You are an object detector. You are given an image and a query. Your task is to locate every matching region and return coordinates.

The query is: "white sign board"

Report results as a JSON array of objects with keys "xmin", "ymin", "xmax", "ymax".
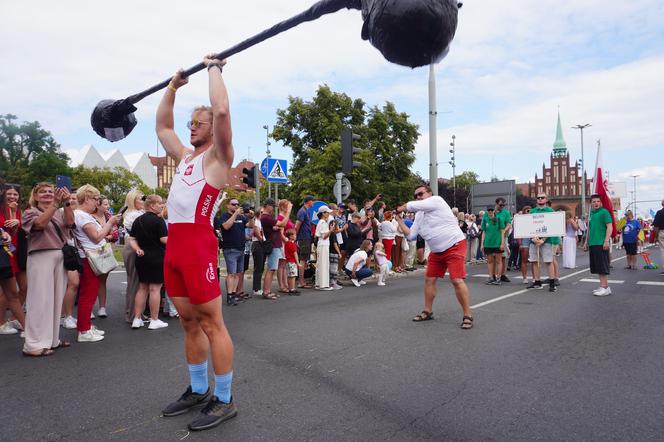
[
  {"xmin": 607, "ymin": 181, "xmax": 627, "ymax": 198},
  {"xmin": 513, "ymin": 212, "xmax": 566, "ymax": 239}
]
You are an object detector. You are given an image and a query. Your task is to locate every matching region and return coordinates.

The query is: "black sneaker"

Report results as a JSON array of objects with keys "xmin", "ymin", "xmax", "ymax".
[
  {"xmin": 188, "ymin": 396, "xmax": 237, "ymax": 431},
  {"xmin": 549, "ymin": 284, "xmax": 557, "ymax": 292},
  {"xmin": 500, "ymin": 275, "xmax": 511, "ymax": 283},
  {"xmin": 485, "ymin": 278, "xmax": 496, "ymax": 285},
  {"xmin": 527, "ymin": 281, "xmax": 543, "ymax": 290},
  {"xmin": 162, "ymin": 386, "xmax": 212, "ymax": 417},
  {"xmin": 554, "ymin": 279, "xmax": 560, "ymax": 286}
]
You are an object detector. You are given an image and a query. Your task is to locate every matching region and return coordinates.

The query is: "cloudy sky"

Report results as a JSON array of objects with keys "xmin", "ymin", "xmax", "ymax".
[{"xmin": 2, "ymin": 0, "xmax": 663, "ymax": 216}]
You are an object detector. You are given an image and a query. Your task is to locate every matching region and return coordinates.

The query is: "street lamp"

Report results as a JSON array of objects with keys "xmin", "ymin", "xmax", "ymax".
[
  {"xmin": 449, "ymin": 134, "xmax": 456, "ymax": 207},
  {"xmin": 262, "ymin": 124, "xmax": 271, "ymax": 198},
  {"xmin": 572, "ymin": 123, "xmax": 591, "ymax": 220},
  {"xmin": 631, "ymin": 174, "xmax": 639, "ymax": 216}
]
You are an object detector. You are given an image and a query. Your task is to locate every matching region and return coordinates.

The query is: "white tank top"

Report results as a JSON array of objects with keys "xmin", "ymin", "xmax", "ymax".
[{"xmin": 167, "ymin": 151, "xmax": 222, "ymax": 226}]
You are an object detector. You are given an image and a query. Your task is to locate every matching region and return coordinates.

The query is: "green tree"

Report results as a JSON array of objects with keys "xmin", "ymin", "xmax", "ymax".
[
  {"xmin": 272, "ymin": 85, "xmax": 421, "ymax": 206},
  {"xmin": 0, "ymin": 114, "xmax": 71, "ymax": 188},
  {"xmin": 71, "ymin": 166, "xmax": 147, "ymax": 211}
]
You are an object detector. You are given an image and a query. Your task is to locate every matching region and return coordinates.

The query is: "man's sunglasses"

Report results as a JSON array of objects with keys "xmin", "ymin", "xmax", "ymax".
[
  {"xmin": 186, "ymin": 119, "xmax": 211, "ymax": 130},
  {"xmin": 537, "ymin": 196, "xmax": 547, "ymax": 200}
]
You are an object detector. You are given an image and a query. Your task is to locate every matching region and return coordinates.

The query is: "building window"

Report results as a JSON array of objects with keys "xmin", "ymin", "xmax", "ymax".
[
  {"xmin": 562, "ymin": 187, "xmax": 566, "ymax": 196},
  {"xmin": 546, "ymin": 176, "xmax": 550, "ymax": 183}
]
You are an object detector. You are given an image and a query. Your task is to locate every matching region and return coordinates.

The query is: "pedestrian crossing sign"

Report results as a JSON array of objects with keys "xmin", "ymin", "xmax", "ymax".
[{"xmin": 266, "ymin": 158, "xmax": 288, "ymax": 183}]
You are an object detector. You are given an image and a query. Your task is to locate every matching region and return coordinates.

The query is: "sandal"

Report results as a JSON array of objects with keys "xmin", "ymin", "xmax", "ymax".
[
  {"xmin": 412, "ymin": 311, "xmax": 434, "ymax": 322},
  {"xmin": 51, "ymin": 340, "xmax": 72, "ymax": 350},
  {"xmin": 278, "ymin": 289, "xmax": 290, "ymax": 294},
  {"xmin": 288, "ymin": 289, "xmax": 301, "ymax": 296},
  {"xmin": 262, "ymin": 292, "xmax": 278, "ymax": 300},
  {"xmin": 297, "ymin": 284, "xmax": 313, "ymax": 289},
  {"xmin": 461, "ymin": 316, "xmax": 474, "ymax": 330},
  {"xmin": 22, "ymin": 348, "xmax": 55, "ymax": 357}
]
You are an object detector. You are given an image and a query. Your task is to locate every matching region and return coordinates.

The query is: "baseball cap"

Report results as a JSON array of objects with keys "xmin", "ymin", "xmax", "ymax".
[
  {"xmin": 317, "ymin": 205, "xmax": 332, "ymax": 215},
  {"xmin": 338, "ymin": 203, "xmax": 346, "ymax": 209},
  {"xmin": 263, "ymin": 198, "xmax": 276, "ymax": 207},
  {"xmin": 303, "ymin": 195, "xmax": 315, "ymax": 203}
]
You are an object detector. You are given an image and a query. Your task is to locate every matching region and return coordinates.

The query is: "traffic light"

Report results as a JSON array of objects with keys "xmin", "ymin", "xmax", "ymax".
[
  {"xmin": 341, "ymin": 128, "xmax": 362, "ymax": 174},
  {"xmin": 242, "ymin": 165, "xmax": 258, "ymax": 188}
]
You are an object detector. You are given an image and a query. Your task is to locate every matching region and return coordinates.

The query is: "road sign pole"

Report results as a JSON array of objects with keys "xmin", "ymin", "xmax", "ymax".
[
  {"xmin": 335, "ymin": 172, "xmax": 344, "ymax": 204},
  {"xmin": 275, "ymin": 183, "xmax": 278, "ymax": 201}
]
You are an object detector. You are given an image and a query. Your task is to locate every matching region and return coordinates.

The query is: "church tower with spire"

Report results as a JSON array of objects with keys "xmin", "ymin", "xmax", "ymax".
[{"xmin": 522, "ymin": 110, "xmax": 591, "ymax": 216}]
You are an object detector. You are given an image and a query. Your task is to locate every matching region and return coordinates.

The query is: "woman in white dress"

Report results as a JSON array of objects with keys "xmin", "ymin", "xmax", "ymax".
[{"xmin": 562, "ymin": 211, "xmax": 579, "ymax": 269}]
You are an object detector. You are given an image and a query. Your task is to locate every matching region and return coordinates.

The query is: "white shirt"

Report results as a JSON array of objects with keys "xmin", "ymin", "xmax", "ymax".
[
  {"xmin": 123, "ymin": 209, "xmax": 144, "ymax": 232},
  {"xmin": 316, "ymin": 219, "xmax": 330, "ymax": 247},
  {"xmin": 345, "ymin": 250, "xmax": 368, "ymax": 271},
  {"xmin": 73, "ymin": 210, "xmax": 106, "ymax": 258},
  {"xmin": 378, "ymin": 220, "xmax": 397, "ymax": 240},
  {"xmin": 252, "ymin": 218, "xmax": 263, "ymax": 242},
  {"xmin": 375, "ymin": 250, "xmax": 389, "ymax": 266},
  {"xmin": 406, "ymin": 196, "xmax": 465, "ymax": 253}
]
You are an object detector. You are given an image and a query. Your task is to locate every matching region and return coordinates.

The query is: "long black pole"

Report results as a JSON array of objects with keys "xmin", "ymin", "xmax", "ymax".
[{"xmin": 126, "ymin": 0, "xmax": 361, "ymax": 105}]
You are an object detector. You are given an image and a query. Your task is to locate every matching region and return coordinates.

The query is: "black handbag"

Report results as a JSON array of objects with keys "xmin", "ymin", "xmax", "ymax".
[
  {"xmin": 0, "ymin": 245, "xmax": 10, "ymax": 270},
  {"xmin": 261, "ymin": 239, "xmax": 273, "ymax": 256},
  {"xmin": 51, "ymin": 220, "xmax": 83, "ymax": 272}
]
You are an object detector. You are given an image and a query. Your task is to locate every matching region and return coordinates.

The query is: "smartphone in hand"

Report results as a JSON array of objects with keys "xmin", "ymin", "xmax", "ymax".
[{"xmin": 55, "ymin": 175, "xmax": 72, "ymax": 191}]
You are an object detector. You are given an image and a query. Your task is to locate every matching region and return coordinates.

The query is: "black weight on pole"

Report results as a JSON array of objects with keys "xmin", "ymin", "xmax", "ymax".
[{"xmin": 91, "ymin": 0, "xmax": 460, "ymax": 142}]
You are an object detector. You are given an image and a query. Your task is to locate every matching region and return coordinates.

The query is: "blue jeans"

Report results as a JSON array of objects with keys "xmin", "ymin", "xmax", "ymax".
[{"xmin": 345, "ymin": 266, "xmax": 373, "ymax": 281}]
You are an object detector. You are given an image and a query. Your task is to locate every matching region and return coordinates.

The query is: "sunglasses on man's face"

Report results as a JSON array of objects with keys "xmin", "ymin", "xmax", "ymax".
[{"xmin": 537, "ymin": 196, "xmax": 546, "ymax": 200}]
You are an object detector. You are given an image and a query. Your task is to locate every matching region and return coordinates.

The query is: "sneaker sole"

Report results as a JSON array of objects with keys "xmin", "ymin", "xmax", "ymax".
[
  {"xmin": 162, "ymin": 400, "xmax": 210, "ymax": 417},
  {"xmin": 188, "ymin": 408, "xmax": 238, "ymax": 431}
]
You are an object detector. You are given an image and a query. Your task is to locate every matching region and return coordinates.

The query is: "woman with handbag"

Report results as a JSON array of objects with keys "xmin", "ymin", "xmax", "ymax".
[
  {"xmin": 121, "ymin": 190, "xmax": 144, "ymax": 323},
  {"xmin": 20, "ymin": 183, "xmax": 74, "ymax": 356},
  {"xmin": 91, "ymin": 195, "xmax": 119, "ymax": 318},
  {"xmin": 128, "ymin": 195, "xmax": 169, "ymax": 330},
  {"xmin": 72, "ymin": 185, "xmax": 121, "ymax": 343}
]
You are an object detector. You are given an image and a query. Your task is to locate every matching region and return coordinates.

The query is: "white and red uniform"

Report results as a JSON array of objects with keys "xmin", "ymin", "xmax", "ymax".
[{"xmin": 165, "ymin": 150, "xmax": 222, "ymax": 304}]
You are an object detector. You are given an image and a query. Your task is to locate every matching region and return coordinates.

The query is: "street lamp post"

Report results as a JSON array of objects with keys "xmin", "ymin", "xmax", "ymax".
[
  {"xmin": 572, "ymin": 123, "xmax": 591, "ymax": 220},
  {"xmin": 428, "ymin": 64, "xmax": 439, "ymax": 196},
  {"xmin": 631, "ymin": 174, "xmax": 639, "ymax": 216},
  {"xmin": 262, "ymin": 124, "xmax": 271, "ymax": 198},
  {"xmin": 449, "ymin": 134, "xmax": 456, "ymax": 207}
]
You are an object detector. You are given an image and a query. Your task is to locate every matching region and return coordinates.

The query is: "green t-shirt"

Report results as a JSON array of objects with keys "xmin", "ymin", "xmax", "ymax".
[
  {"xmin": 588, "ymin": 207, "xmax": 612, "ymax": 246},
  {"xmin": 481, "ymin": 214, "xmax": 505, "ymax": 248},
  {"xmin": 529, "ymin": 206, "xmax": 556, "ymax": 244}
]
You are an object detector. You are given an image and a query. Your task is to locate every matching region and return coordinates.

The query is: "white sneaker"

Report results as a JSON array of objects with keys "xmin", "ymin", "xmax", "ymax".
[
  {"xmin": 350, "ymin": 278, "xmax": 361, "ymax": 287},
  {"xmin": 131, "ymin": 318, "xmax": 144, "ymax": 329},
  {"xmin": 593, "ymin": 287, "xmax": 612, "ymax": 297},
  {"xmin": 523, "ymin": 279, "xmax": 530, "ymax": 285},
  {"xmin": 78, "ymin": 330, "xmax": 104, "ymax": 342},
  {"xmin": 332, "ymin": 284, "xmax": 343, "ymax": 290},
  {"xmin": 90, "ymin": 312, "xmax": 96, "ymax": 319},
  {"xmin": 318, "ymin": 286, "xmax": 333, "ymax": 291},
  {"xmin": 253, "ymin": 290, "xmax": 263, "ymax": 296},
  {"xmin": 91, "ymin": 325, "xmax": 105, "ymax": 336},
  {"xmin": 359, "ymin": 280, "xmax": 367, "ymax": 285},
  {"xmin": 8, "ymin": 319, "xmax": 22, "ymax": 330},
  {"xmin": 377, "ymin": 281, "xmax": 386, "ymax": 286},
  {"xmin": 97, "ymin": 307, "xmax": 107, "ymax": 318},
  {"xmin": 592, "ymin": 287, "xmax": 603, "ymax": 294},
  {"xmin": 148, "ymin": 319, "xmax": 169, "ymax": 330},
  {"xmin": 0, "ymin": 322, "xmax": 18, "ymax": 335},
  {"xmin": 62, "ymin": 316, "xmax": 77, "ymax": 329}
]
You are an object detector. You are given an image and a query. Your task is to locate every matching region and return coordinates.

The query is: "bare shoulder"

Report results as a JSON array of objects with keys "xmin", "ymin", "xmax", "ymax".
[{"xmin": 204, "ymin": 150, "xmax": 232, "ymax": 189}]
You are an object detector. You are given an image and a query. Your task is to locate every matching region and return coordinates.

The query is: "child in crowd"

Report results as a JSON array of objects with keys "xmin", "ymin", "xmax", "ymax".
[
  {"xmin": 283, "ymin": 229, "xmax": 301, "ymax": 295},
  {"xmin": 374, "ymin": 242, "xmax": 390, "ymax": 287}
]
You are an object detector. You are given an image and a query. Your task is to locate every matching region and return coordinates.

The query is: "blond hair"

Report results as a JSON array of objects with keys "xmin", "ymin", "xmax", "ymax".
[
  {"xmin": 76, "ymin": 184, "xmax": 100, "ymax": 205},
  {"xmin": 193, "ymin": 106, "xmax": 213, "ymax": 121},
  {"xmin": 29, "ymin": 182, "xmax": 54, "ymax": 208},
  {"xmin": 124, "ymin": 189, "xmax": 144, "ymax": 211},
  {"xmin": 278, "ymin": 199, "xmax": 290, "ymax": 211},
  {"xmin": 144, "ymin": 194, "xmax": 162, "ymax": 210}
]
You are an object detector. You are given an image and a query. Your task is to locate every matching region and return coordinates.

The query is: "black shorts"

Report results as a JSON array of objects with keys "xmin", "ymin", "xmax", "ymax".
[
  {"xmin": 484, "ymin": 247, "xmax": 502, "ymax": 255},
  {"xmin": 589, "ymin": 245, "xmax": 610, "ymax": 275},
  {"xmin": 0, "ymin": 266, "xmax": 13, "ymax": 281},
  {"xmin": 623, "ymin": 243, "xmax": 638, "ymax": 256},
  {"xmin": 416, "ymin": 235, "xmax": 425, "ymax": 250}
]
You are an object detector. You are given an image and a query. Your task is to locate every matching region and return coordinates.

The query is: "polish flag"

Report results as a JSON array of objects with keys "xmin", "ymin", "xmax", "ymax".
[{"xmin": 591, "ymin": 141, "xmax": 618, "ymax": 238}]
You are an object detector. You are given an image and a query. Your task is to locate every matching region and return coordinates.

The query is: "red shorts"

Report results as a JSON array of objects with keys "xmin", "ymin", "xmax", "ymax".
[
  {"xmin": 164, "ymin": 223, "xmax": 220, "ymax": 305},
  {"xmin": 426, "ymin": 240, "xmax": 467, "ymax": 279}
]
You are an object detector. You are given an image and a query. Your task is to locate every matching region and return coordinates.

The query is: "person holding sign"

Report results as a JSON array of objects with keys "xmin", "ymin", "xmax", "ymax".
[{"xmin": 526, "ymin": 193, "xmax": 557, "ymax": 292}]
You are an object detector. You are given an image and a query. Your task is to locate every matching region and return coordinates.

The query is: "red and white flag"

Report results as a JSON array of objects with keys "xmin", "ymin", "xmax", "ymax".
[{"xmin": 591, "ymin": 141, "xmax": 618, "ymax": 238}]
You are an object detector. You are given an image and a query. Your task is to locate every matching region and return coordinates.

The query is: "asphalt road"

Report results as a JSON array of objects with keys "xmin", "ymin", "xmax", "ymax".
[{"xmin": 1, "ymin": 247, "xmax": 663, "ymax": 441}]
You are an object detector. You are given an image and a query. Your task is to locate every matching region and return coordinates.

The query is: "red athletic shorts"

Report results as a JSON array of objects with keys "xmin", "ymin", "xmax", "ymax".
[
  {"xmin": 164, "ymin": 223, "xmax": 220, "ymax": 305},
  {"xmin": 426, "ymin": 240, "xmax": 467, "ymax": 279}
]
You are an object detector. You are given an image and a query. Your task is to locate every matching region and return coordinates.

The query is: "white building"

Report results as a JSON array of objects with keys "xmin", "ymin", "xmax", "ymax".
[{"xmin": 65, "ymin": 144, "xmax": 157, "ymax": 188}]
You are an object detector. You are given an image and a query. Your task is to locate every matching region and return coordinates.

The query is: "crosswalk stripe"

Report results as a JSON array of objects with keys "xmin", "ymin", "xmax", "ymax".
[
  {"xmin": 636, "ymin": 281, "xmax": 664, "ymax": 286},
  {"xmin": 579, "ymin": 278, "xmax": 624, "ymax": 284}
]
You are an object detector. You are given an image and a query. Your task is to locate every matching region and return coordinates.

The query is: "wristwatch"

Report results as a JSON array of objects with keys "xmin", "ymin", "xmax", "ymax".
[{"xmin": 208, "ymin": 63, "xmax": 223, "ymax": 73}]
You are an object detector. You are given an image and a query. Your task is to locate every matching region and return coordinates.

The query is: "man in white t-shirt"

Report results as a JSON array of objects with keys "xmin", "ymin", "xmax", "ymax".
[{"xmin": 395, "ymin": 184, "xmax": 473, "ymax": 329}]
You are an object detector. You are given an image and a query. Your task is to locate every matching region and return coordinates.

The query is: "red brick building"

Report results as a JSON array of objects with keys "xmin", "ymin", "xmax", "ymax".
[
  {"xmin": 520, "ymin": 112, "xmax": 592, "ymax": 216},
  {"xmin": 149, "ymin": 155, "xmax": 256, "ymax": 192}
]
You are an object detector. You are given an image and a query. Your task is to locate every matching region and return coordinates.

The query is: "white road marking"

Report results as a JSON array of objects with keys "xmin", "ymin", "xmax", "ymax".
[
  {"xmin": 471, "ymin": 255, "xmax": 627, "ymax": 309},
  {"xmin": 579, "ymin": 278, "xmax": 625, "ymax": 284},
  {"xmin": 636, "ymin": 281, "xmax": 664, "ymax": 286}
]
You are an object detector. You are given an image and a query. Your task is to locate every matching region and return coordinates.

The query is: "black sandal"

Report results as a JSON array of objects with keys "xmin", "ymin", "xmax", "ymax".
[
  {"xmin": 461, "ymin": 315, "xmax": 474, "ymax": 330},
  {"xmin": 288, "ymin": 289, "xmax": 301, "ymax": 296},
  {"xmin": 412, "ymin": 311, "xmax": 434, "ymax": 322}
]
